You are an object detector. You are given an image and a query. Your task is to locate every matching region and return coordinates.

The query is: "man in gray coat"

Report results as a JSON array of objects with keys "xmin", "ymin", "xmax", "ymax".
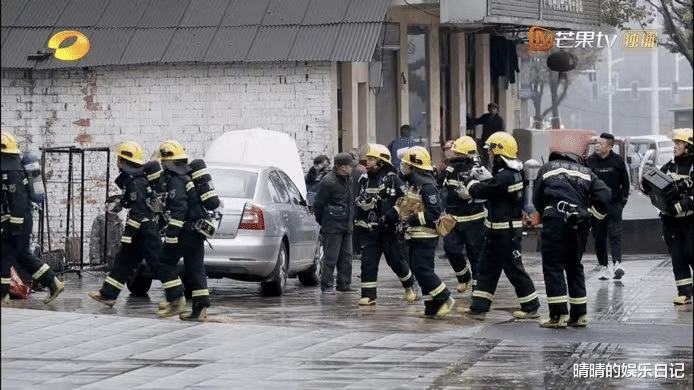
[{"xmin": 313, "ymin": 153, "xmax": 356, "ymax": 293}]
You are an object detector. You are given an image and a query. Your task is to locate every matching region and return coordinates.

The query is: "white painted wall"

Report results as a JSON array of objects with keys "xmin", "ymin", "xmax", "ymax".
[{"xmin": 1, "ymin": 62, "xmax": 338, "ymax": 259}]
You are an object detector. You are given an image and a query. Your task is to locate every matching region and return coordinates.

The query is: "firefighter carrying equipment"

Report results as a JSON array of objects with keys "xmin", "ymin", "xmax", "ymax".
[
  {"xmin": 188, "ymin": 159, "xmax": 220, "ymax": 211},
  {"xmin": 486, "ymin": 131, "xmax": 518, "ymax": 159},
  {"xmin": 1, "ymin": 133, "xmax": 20, "ymax": 154},
  {"xmin": 451, "ymin": 136, "xmax": 478, "ymax": 157},
  {"xmin": 159, "ymin": 139, "xmax": 188, "ymax": 161},
  {"xmin": 365, "ymin": 144, "xmax": 393, "ymax": 167},
  {"xmin": 402, "ymin": 146, "xmax": 433, "ymax": 171},
  {"xmin": 116, "ymin": 141, "xmax": 145, "ymax": 165}
]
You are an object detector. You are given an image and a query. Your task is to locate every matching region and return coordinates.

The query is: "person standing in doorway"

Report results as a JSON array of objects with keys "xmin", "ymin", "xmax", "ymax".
[
  {"xmin": 389, "ymin": 125, "xmax": 420, "ymax": 170},
  {"xmin": 313, "ymin": 153, "xmax": 356, "ymax": 294},
  {"xmin": 586, "ymin": 133, "xmax": 630, "ymax": 280},
  {"xmin": 472, "ymin": 103, "xmax": 505, "ymax": 167}
]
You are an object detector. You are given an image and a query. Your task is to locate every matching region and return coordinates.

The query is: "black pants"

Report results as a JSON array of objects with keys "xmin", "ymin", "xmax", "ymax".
[
  {"xmin": 1, "ymin": 228, "xmax": 56, "ymax": 295},
  {"xmin": 99, "ymin": 221, "xmax": 162, "ymax": 300},
  {"xmin": 442, "ymin": 220, "xmax": 485, "ymax": 284},
  {"xmin": 662, "ymin": 215, "xmax": 694, "ymax": 298},
  {"xmin": 541, "ymin": 216, "xmax": 589, "ymax": 319},
  {"xmin": 360, "ymin": 229, "xmax": 414, "ymax": 299},
  {"xmin": 159, "ymin": 228, "xmax": 209, "ymax": 309},
  {"xmin": 592, "ymin": 202, "xmax": 623, "ymax": 266},
  {"xmin": 321, "ymin": 231, "xmax": 352, "ymax": 291},
  {"xmin": 409, "ymin": 237, "xmax": 450, "ymax": 315},
  {"xmin": 471, "ymin": 229, "xmax": 539, "ymax": 313}
]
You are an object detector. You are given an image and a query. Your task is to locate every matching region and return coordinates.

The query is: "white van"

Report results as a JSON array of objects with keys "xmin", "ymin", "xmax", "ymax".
[{"xmin": 628, "ymin": 135, "xmax": 674, "ymax": 185}]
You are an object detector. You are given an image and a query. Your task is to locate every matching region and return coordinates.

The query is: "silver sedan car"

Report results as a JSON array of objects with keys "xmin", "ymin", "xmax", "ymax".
[{"xmin": 204, "ymin": 162, "xmax": 323, "ymax": 296}]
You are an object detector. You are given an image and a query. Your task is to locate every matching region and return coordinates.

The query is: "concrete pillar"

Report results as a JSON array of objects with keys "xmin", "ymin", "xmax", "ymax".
[
  {"xmin": 429, "ymin": 25, "xmax": 441, "ymax": 149},
  {"xmin": 474, "ymin": 34, "xmax": 491, "ymax": 140},
  {"xmin": 398, "ymin": 22, "xmax": 410, "ymax": 130},
  {"xmin": 449, "ymin": 32, "xmax": 467, "ymax": 140}
]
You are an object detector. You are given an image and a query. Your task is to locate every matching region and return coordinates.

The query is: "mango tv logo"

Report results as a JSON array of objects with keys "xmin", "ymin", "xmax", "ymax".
[
  {"xmin": 47, "ymin": 30, "xmax": 90, "ymax": 61},
  {"xmin": 528, "ymin": 26, "xmax": 554, "ymax": 52}
]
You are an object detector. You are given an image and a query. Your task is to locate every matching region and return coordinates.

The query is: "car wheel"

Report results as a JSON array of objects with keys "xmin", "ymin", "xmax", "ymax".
[
  {"xmin": 261, "ymin": 243, "xmax": 288, "ymax": 296},
  {"xmin": 298, "ymin": 237, "xmax": 322, "ymax": 287},
  {"xmin": 126, "ymin": 261, "xmax": 152, "ymax": 297}
]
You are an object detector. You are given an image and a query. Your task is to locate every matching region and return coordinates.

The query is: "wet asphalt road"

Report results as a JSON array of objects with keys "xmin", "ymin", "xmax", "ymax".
[{"xmin": 2, "ymin": 250, "xmax": 692, "ymax": 389}]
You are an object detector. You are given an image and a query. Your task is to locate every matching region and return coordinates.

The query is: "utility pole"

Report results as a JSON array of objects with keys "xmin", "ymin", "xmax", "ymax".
[{"xmin": 651, "ymin": 45, "xmax": 659, "ymax": 135}]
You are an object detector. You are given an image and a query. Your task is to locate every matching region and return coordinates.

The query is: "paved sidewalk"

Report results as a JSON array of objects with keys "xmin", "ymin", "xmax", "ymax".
[{"xmin": 2, "ymin": 253, "xmax": 692, "ymax": 389}]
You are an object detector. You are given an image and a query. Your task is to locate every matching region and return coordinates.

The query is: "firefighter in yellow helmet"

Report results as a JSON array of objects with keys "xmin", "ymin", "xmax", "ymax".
[
  {"xmin": 1, "ymin": 132, "xmax": 64, "ymax": 304},
  {"xmin": 459, "ymin": 132, "xmax": 541, "ymax": 319},
  {"xmin": 439, "ymin": 136, "xmax": 490, "ymax": 295},
  {"xmin": 643, "ymin": 128, "xmax": 693, "ymax": 305},
  {"xmin": 156, "ymin": 140, "xmax": 211, "ymax": 321},
  {"xmin": 354, "ymin": 144, "xmax": 416, "ymax": 306},
  {"xmin": 398, "ymin": 146, "xmax": 455, "ymax": 319},
  {"xmin": 89, "ymin": 141, "xmax": 172, "ymax": 311}
]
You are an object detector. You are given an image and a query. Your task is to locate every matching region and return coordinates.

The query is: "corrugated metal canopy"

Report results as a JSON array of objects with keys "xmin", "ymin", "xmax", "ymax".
[{"xmin": 1, "ymin": 0, "xmax": 390, "ymax": 69}]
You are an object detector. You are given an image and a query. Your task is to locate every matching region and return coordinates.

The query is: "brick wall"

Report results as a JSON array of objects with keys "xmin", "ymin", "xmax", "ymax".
[{"xmin": 1, "ymin": 62, "xmax": 338, "ymax": 262}]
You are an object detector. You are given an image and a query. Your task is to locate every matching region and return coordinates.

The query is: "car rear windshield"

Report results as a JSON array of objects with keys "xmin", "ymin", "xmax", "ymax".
[{"xmin": 208, "ymin": 168, "xmax": 257, "ymax": 199}]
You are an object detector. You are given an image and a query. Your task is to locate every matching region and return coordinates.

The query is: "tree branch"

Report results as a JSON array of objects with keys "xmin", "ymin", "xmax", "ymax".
[{"xmin": 660, "ymin": 0, "xmax": 694, "ymax": 67}]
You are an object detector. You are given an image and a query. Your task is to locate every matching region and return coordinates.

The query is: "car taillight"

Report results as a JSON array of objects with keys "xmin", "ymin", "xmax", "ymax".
[{"xmin": 239, "ymin": 204, "xmax": 265, "ymax": 230}]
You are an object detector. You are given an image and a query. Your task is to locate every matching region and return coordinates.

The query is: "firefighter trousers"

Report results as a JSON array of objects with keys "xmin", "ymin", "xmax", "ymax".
[
  {"xmin": 442, "ymin": 219, "xmax": 485, "ymax": 285},
  {"xmin": 159, "ymin": 227, "xmax": 209, "ymax": 310},
  {"xmin": 1, "ymin": 231, "xmax": 56, "ymax": 296},
  {"xmin": 541, "ymin": 216, "xmax": 590, "ymax": 319},
  {"xmin": 662, "ymin": 215, "xmax": 694, "ymax": 298},
  {"xmin": 470, "ymin": 229, "xmax": 539, "ymax": 313},
  {"xmin": 409, "ymin": 237, "xmax": 450, "ymax": 316},
  {"xmin": 359, "ymin": 229, "xmax": 414, "ymax": 299},
  {"xmin": 99, "ymin": 221, "xmax": 162, "ymax": 300}
]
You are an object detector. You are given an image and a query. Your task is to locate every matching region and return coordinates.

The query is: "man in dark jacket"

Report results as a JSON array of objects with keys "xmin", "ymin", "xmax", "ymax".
[
  {"xmin": 534, "ymin": 149, "xmax": 611, "ymax": 328},
  {"xmin": 586, "ymin": 133, "xmax": 630, "ymax": 280},
  {"xmin": 313, "ymin": 153, "xmax": 355, "ymax": 293}
]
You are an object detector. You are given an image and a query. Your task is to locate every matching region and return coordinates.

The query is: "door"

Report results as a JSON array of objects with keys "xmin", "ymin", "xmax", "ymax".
[{"xmin": 278, "ymin": 170, "xmax": 315, "ymax": 269}]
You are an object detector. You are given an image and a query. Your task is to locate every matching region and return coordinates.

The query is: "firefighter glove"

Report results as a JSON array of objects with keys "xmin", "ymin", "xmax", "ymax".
[
  {"xmin": 455, "ymin": 183, "xmax": 471, "ymax": 200},
  {"xmin": 356, "ymin": 193, "xmax": 377, "ymax": 211}
]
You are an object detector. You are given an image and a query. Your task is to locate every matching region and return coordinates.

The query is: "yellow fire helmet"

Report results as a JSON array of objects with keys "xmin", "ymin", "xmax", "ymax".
[
  {"xmin": 451, "ymin": 136, "xmax": 478, "ymax": 157},
  {"xmin": 158, "ymin": 140, "xmax": 188, "ymax": 161},
  {"xmin": 1, "ymin": 132, "xmax": 20, "ymax": 154},
  {"xmin": 486, "ymin": 131, "xmax": 518, "ymax": 159},
  {"xmin": 402, "ymin": 146, "xmax": 433, "ymax": 171},
  {"xmin": 365, "ymin": 143, "xmax": 392, "ymax": 166},
  {"xmin": 673, "ymin": 128, "xmax": 693, "ymax": 145},
  {"xmin": 116, "ymin": 141, "xmax": 145, "ymax": 165}
]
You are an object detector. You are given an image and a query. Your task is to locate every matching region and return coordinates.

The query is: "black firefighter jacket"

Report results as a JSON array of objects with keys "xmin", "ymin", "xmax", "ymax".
[
  {"xmin": 465, "ymin": 157, "xmax": 524, "ymax": 225},
  {"xmin": 1, "ymin": 155, "xmax": 32, "ymax": 236},
  {"xmin": 533, "ymin": 158, "xmax": 612, "ymax": 221},
  {"xmin": 313, "ymin": 169, "xmax": 354, "ymax": 234},
  {"xmin": 441, "ymin": 157, "xmax": 486, "ymax": 217}
]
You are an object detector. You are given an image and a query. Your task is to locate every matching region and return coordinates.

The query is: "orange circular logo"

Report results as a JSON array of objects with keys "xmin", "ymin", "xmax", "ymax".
[{"xmin": 48, "ymin": 30, "xmax": 90, "ymax": 61}]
